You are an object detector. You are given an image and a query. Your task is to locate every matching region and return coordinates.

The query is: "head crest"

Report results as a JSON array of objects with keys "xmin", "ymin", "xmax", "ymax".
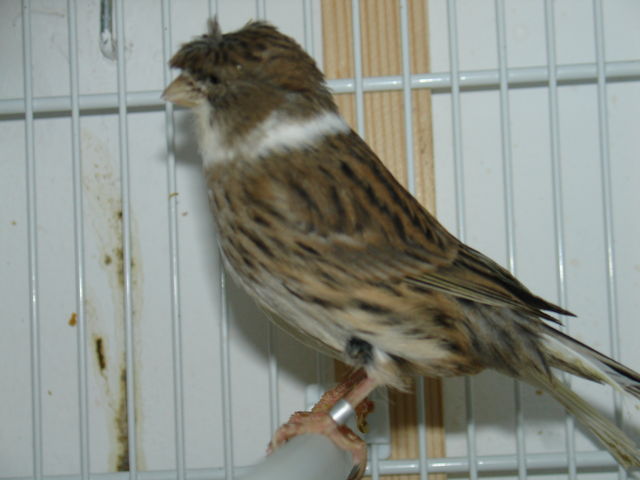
[{"xmin": 207, "ymin": 16, "xmax": 222, "ymax": 42}]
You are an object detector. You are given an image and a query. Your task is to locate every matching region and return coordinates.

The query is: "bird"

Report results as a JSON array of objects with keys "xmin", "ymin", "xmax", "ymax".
[{"xmin": 163, "ymin": 18, "xmax": 640, "ymax": 473}]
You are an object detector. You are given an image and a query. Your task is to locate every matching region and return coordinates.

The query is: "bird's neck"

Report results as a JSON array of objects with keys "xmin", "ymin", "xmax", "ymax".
[{"xmin": 196, "ymin": 87, "xmax": 346, "ymax": 170}]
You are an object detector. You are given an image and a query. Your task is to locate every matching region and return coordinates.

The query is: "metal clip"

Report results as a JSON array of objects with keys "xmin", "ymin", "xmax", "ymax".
[{"xmin": 99, "ymin": 0, "xmax": 116, "ymax": 60}]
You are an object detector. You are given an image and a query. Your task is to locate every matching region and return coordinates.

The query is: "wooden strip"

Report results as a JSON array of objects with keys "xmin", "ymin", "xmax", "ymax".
[{"xmin": 321, "ymin": 1, "xmax": 445, "ymax": 479}]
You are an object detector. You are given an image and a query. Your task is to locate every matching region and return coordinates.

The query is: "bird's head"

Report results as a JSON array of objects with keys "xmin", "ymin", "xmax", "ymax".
[{"xmin": 163, "ymin": 18, "xmax": 332, "ymax": 112}]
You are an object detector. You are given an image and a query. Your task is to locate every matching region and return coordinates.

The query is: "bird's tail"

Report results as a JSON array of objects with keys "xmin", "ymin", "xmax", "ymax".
[
  {"xmin": 541, "ymin": 324, "xmax": 640, "ymax": 400},
  {"xmin": 535, "ymin": 324, "xmax": 640, "ymax": 468},
  {"xmin": 529, "ymin": 369, "xmax": 640, "ymax": 469}
]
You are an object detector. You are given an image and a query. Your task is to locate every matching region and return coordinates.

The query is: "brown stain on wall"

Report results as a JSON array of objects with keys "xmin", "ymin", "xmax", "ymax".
[
  {"xmin": 95, "ymin": 336, "xmax": 107, "ymax": 372},
  {"xmin": 115, "ymin": 367, "xmax": 130, "ymax": 471},
  {"xmin": 105, "ymin": 215, "xmax": 136, "ymax": 471},
  {"xmin": 81, "ymin": 126, "xmax": 144, "ymax": 472}
]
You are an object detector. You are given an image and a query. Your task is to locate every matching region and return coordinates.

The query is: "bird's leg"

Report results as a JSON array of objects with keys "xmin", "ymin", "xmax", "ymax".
[
  {"xmin": 343, "ymin": 373, "xmax": 379, "ymax": 431},
  {"xmin": 267, "ymin": 369, "xmax": 379, "ymax": 480}
]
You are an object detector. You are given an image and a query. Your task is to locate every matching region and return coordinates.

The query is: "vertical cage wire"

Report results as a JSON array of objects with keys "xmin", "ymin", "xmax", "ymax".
[
  {"xmin": 398, "ymin": 1, "xmax": 429, "ymax": 479},
  {"xmin": 493, "ymin": 1, "xmax": 527, "ymax": 479},
  {"xmin": 67, "ymin": 0, "xmax": 91, "ymax": 478},
  {"xmin": 203, "ymin": 5, "xmax": 235, "ymax": 480},
  {"xmin": 253, "ymin": 0, "xmax": 281, "ymax": 439},
  {"xmin": 303, "ymin": 0, "xmax": 315, "ymax": 56},
  {"xmin": 21, "ymin": 1, "xmax": 43, "ymax": 479},
  {"xmin": 201, "ymin": 2, "xmax": 235, "ymax": 479},
  {"xmin": 398, "ymin": 2, "xmax": 430, "ymax": 478},
  {"xmin": 160, "ymin": 0, "xmax": 188, "ymax": 479},
  {"xmin": 113, "ymin": 0, "xmax": 138, "ymax": 475},
  {"xmin": 253, "ymin": 0, "xmax": 283, "ymax": 438},
  {"xmin": 399, "ymin": 0, "xmax": 416, "ymax": 195},
  {"xmin": 350, "ymin": 0, "xmax": 365, "ymax": 137},
  {"xmin": 208, "ymin": 0, "xmax": 219, "ymax": 18},
  {"xmin": 219, "ymin": 263, "xmax": 234, "ymax": 480},
  {"xmin": 369, "ymin": 442, "xmax": 381, "ymax": 479},
  {"xmin": 542, "ymin": 2, "xmax": 578, "ymax": 478},
  {"xmin": 302, "ymin": 0, "xmax": 331, "ymax": 391},
  {"xmin": 592, "ymin": 2, "xmax": 624, "ymax": 478},
  {"xmin": 444, "ymin": 2, "xmax": 479, "ymax": 479},
  {"xmin": 201, "ymin": 7, "xmax": 235, "ymax": 480},
  {"xmin": 348, "ymin": 3, "xmax": 377, "ymax": 478},
  {"xmin": 255, "ymin": 0, "xmax": 267, "ymax": 19}
]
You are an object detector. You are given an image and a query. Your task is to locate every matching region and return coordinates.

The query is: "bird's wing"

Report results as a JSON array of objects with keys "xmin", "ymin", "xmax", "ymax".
[
  {"xmin": 402, "ymin": 244, "xmax": 573, "ymax": 322},
  {"xmin": 309, "ymin": 232, "xmax": 571, "ymax": 323},
  {"xmin": 250, "ymin": 130, "xmax": 573, "ymax": 323}
]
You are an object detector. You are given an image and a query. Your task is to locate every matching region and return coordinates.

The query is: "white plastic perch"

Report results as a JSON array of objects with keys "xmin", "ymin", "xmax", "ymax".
[{"xmin": 238, "ymin": 400, "xmax": 357, "ymax": 480}]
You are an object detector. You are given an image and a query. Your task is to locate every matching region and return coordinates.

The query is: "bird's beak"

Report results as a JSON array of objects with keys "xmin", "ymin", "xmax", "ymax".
[{"xmin": 162, "ymin": 73, "xmax": 201, "ymax": 108}]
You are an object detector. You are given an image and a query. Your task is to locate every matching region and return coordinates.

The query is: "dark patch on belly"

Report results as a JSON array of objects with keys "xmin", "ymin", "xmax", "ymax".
[{"xmin": 346, "ymin": 337, "xmax": 373, "ymax": 365}]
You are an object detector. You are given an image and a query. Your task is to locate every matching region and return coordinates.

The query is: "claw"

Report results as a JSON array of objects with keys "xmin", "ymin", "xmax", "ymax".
[{"xmin": 267, "ymin": 370, "xmax": 379, "ymax": 480}]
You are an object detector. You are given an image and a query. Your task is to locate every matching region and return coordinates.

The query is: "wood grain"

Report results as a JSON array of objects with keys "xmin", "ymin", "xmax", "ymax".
[{"xmin": 321, "ymin": 1, "xmax": 445, "ymax": 479}]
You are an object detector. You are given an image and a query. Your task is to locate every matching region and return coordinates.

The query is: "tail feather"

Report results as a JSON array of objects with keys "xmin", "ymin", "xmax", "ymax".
[
  {"xmin": 536, "ymin": 324, "xmax": 640, "ymax": 468},
  {"xmin": 542, "ymin": 324, "xmax": 640, "ymax": 400},
  {"xmin": 530, "ymin": 370, "xmax": 640, "ymax": 469}
]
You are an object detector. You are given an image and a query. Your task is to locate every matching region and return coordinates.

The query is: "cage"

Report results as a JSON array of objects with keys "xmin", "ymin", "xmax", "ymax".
[{"xmin": 1, "ymin": 1, "xmax": 639, "ymax": 480}]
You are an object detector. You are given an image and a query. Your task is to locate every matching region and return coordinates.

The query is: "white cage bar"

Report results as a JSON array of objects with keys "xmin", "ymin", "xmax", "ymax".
[
  {"xmin": 67, "ymin": 1, "xmax": 90, "ymax": 479},
  {"xmin": 1, "ymin": 61, "xmax": 639, "ymax": 116},
  {"xmin": 21, "ymin": 2, "xmax": 43, "ymax": 478},
  {"xmin": 542, "ymin": 1, "xmax": 577, "ymax": 478}
]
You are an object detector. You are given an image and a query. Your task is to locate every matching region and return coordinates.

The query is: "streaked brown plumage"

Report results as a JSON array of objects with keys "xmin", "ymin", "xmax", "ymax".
[{"xmin": 164, "ymin": 19, "xmax": 640, "ymax": 469}]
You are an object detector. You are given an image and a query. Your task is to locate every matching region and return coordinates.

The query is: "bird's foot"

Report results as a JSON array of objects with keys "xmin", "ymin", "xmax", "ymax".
[{"xmin": 267, "ymin": 371, "xmax": 375, "ymax": 480}]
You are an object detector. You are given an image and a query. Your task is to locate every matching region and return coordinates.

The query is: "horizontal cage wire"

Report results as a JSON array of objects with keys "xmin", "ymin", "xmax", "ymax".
[{"xmin": 0, "ymin": 1, "xmax": 639, "ymax": 480}]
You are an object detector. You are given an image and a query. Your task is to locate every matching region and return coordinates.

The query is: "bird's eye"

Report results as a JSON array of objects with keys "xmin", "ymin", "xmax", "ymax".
[{"xmin": 208, "ymin": 74, "xmax": 220, "ymax": 84}]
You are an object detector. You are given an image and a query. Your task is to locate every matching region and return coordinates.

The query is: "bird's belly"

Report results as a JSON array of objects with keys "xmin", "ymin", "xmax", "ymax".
[
  {"xmin": 216, "ymin": 239, "xmax": 348, "ymax": 352},
  {"xmin": 207, "ymin": 180, "xmax": 483, "ymax": 386}
]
